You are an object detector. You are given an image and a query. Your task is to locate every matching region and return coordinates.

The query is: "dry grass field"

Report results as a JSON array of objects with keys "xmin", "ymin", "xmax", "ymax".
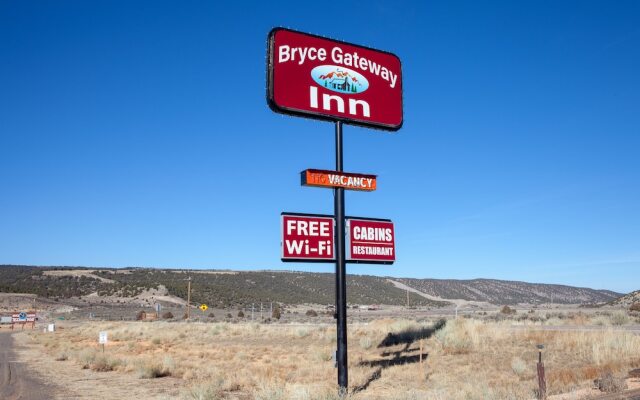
[{"xmin": 24, "ymin": 312, "xmax": 640, "ymax": 400}]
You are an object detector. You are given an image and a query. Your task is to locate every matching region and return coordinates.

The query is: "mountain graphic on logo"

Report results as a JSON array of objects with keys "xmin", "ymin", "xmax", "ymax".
[{"xmin": 311, "ymin": 65, "xmax": 369, "ymax": 95}]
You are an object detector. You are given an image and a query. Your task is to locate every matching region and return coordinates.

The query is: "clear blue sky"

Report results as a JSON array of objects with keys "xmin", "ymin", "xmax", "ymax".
[{"xmin": 1, "ymin": 1, "xmax": 639, "ymax": 293}]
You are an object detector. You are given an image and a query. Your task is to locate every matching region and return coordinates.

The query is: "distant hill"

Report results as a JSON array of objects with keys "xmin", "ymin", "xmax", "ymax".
[
  {"xmin": 0, "ymin": 265, "xmax": 445, "ymax": 308},
  {"xmin": 609, "ymin": 290, "xmax": 640, "ymax": 308},
  {"xmin": 397, "ymin": 278, "xmax": 620, "ymax": 305},
  {"xmin": 0, "ymin": 265, "xmax": 622, "ymax": 307}
]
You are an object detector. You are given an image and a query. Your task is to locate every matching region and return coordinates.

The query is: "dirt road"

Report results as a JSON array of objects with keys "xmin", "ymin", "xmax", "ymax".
[
  {"xmin": 593, "ymin": 388, "xmax": 640, "ymax": 399},
  {"xmin": 0, "ymin": 332, "xmax": 53, "ymax": 400}
]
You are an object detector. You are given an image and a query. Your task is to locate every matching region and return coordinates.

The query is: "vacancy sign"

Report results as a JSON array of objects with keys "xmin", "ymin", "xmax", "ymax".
[
  {"xmin": 281, "ymin": 213, "xmax": 334, "ymax": 262},
  {"xmin": 347, "ymin": 218, "xmax": 395, "ymax": 263},
  {"xmin": 302, "ymin": 169, "xmax": 376, "ymax": 191},
  {"xmin": 267, "ymin": 28, "xmax": 403, "ymax": 130}
]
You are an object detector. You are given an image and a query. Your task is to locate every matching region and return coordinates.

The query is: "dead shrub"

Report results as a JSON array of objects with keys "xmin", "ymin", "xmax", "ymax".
[
  {"xmin": 569, "ymin": 312, "xmax": 589, "ymax": 325},
  {"xmin": 162, "ymin": 311, "xmax": 174, "ymax": 319},
  {"xmin": 549, "ymin": 368, "xmax": 578, "ymax": 392},
  {"xmin": 305, "ymin": 309, "xmax": 318, "ymax": 317},
  {"xmin": 136, "ymin": 360, "xmax": 170, "ymax": 379},
  {"xmin": 511, "ymin": 357, "xmax": 527, "ymax": 378},
  {"xmin": 630, "ymin": 303, "xmax": 640, "ymax": 312},
  {"xmin": 359, "ymin": 336, "xmax": 372, "ymax": 350},
  {"xmin": 500, "ymin": 305, "xmax": 516, "ymax": 315},
  {"xmin": 77, "ymin": 349, "xmax": 96, "ymax": 369},
  {"xmin": 435, "ymin": 319, "xmax": 477, "ymax": 354},
  {"xmin": 581, "ymin": 365, "xmax": 601, "ymax": 380},
  {"xmin": 295, "ymin": 327, "xmax": 310, "ymax": 338},
  {"xmin": 183, "ymin": 380, "xmax": 225, "ymax": 400},
  {"xmin": 91, "ymin": 355, "xmax": 121, "ymax": 372},
  {"xmin": 594, "ymin": 372, "xmax": 627, "ymax": 393},
  {"xmin": 610, "ymin": 311, "xmax": 629, "ymax": 326}
]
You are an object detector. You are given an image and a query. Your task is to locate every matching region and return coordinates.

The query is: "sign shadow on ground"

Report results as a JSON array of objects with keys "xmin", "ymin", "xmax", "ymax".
[{"xmin": 352, "ymin": 319, "xmax": 446, "ymax": 394}]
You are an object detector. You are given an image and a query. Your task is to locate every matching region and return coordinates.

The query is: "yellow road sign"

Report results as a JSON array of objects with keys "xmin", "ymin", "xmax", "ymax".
[{"xmin": 199, "ymin": 304, "xmax": 208, "ymax": 311}]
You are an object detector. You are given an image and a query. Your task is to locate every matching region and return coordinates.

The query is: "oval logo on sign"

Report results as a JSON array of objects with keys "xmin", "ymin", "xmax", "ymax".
[{"xmin": 311, "ymin": 65, "xmax": 369, "ymax": 95}]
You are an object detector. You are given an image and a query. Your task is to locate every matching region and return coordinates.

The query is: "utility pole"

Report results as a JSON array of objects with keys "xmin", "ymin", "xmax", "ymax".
[
  {"xmin": 186, "ymin": 276, "xmax": 192, "ymax": 320},
  {"xmin": 33, "ymin": 297, "xmax": 37, "ymax": 329}
]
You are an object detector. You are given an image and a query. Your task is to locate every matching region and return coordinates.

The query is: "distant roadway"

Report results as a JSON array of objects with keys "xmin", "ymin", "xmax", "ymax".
[{"xmin": 510, "ymin": 325, "xmax": 640, "ymax": 334}]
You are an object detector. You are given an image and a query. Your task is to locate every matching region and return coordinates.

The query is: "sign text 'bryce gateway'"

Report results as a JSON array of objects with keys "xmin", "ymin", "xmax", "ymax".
[
  {"xmin": 347, "ymin": 218, "xmax": 395, "ymax": 263},
  {"xmin": 268, "ymin": 28, "xmax": 403, "ymax": 130},
  {"xmin": 301, "ymin": 169, "xmax": 376, "ymax": 191},
  {"xmin": 281, "ymin": 213, "xmax": 395, "ymax": 264}
]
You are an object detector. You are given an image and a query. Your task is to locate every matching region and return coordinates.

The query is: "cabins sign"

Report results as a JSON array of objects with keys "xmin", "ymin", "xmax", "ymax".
[
  {"xmin": 267, "ymin": 28, "xmax": 403, "ymax": 130},
  {"xmin": 346, "ymin": 218, "xmax": 395, "ymax": 263}
]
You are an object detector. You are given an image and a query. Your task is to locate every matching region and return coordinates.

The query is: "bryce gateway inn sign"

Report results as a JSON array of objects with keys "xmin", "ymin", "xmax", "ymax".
[
  {"xmin": 269, "ymin": 28, "xmax": 401, "ymax": 391},
  {"xmin": 267, "ymin": 28, "xmax": 403, "ymax": 130}
]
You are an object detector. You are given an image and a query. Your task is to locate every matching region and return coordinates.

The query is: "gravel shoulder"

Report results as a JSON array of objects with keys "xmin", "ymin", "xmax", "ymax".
[
  {"xmin": 0, "ymin": 331, "xmax": 56, "ymax": 400},
  {"xmin": 9, "ymin": 330, "xmax": 182, "ymax": 400}
]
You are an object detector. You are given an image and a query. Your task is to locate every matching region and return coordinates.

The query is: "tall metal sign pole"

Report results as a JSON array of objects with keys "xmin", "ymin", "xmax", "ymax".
[
  {"xmin": 334, "ymin": 121, "xmax": 348, "ymax": 388},
  {"xmin": 268, "ymin": 27, "xmax": 403, "ymax": 394}
]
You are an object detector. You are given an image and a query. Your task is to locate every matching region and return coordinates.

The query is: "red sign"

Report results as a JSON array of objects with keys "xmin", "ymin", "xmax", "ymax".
[
  {"xmin": 282, "ymin": 213, "xmax": 395, "ymax": 264},
  {"xmin": 267, "ymin": 28, "xmax": 403, "ymax": 131},
  {"xmin": 347, "ymin": 218, "xmax": 395, "ymax": 263},
  {"xmin": 281, "ymin": 213, "xmax": 334, "ymax": 261},
  {"xmin": 12, "ymin": 312, "xmax": 36, "ymax": 323},
  {"xmin": 301, "ymin": 169, "xmax": 377, "ymax": 191}
]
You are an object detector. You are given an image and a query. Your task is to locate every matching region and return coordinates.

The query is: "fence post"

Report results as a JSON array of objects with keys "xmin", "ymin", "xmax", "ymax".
[{"xmin": 536, "ymin": 344, "xmax": 547, "ymax": 400}]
